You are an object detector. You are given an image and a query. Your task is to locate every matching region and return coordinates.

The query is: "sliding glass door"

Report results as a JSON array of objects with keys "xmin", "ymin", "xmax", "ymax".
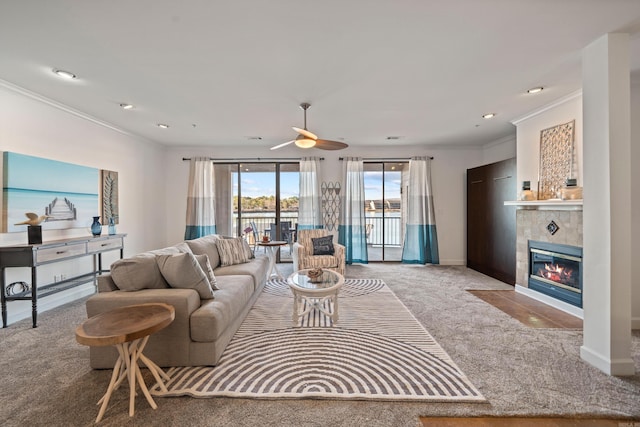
[
  {"xmin": 363, "ymin": 162, "xmax": 408, "ymax": 261},
  {"xmin": 231, "ymin": 162, "xmax": 299, "ymax": 262}
]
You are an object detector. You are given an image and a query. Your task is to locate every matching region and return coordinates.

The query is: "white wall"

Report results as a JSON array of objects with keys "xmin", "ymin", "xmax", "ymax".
[
  {"xmin": 631, "ymin": 79, "xmax": 640, "ymax": 329},
  {"xmin": 163, "ymin": 143, "xmax": 485, "ymax": 265},
  {"xmin": 512, "ymin": 91, "xmax": 583, "ymax": 192},
  {"xmin": 0, "ymin": 83, "xmax": 168, "ymax": 324},
  {"xmin": 482, "ymin": 135, "xmax": 516, "ymax": 165}
]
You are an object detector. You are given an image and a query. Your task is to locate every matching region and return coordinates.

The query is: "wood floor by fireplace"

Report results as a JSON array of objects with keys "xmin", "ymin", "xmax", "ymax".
[{"xmin": 528, "ymin": 240, "xmax": 583, "ymax": 308}]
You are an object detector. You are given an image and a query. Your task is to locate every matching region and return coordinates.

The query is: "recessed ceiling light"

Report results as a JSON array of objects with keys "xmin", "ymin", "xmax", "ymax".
[
  {"xmin": 482, "ymin": 113, "xmax": 496, "ymax": 119},
  {"xmin": 119, "ymin": 103, "xmax": 134, "ymax": 110},
  {"xmin": 527, "ymin": 86, "xmax": 544, "ymax": 94},
  {"xmin": 52, "ymin": 69, "xmax": 77, "ymax": 79},
  {"xmin": 157, "ymin": 123, "xmax": 169, "ymax": 129}
]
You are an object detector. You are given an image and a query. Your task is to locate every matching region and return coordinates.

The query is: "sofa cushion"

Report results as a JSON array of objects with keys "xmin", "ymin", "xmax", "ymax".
[
  {"xmin": 186, "ymin": 234, "xmax": 222, "ymax": 269},
  {"xmin": 215, "ymin": 255, "xmax": 269, "ymax": 291},
  {"xmin": 190, "ymin": 275, "xmax": 254, "ymax": 342},
  {"xmin": 156, "ymin": 252, "xmax": 215, "ymax": 299},
  {"xmin": 217, "ymin": 237, "xmax": 251, "ymax": 266},
  {"xmin": 194, "ymin": 253, "xmax": 219, "ymax": 290}
]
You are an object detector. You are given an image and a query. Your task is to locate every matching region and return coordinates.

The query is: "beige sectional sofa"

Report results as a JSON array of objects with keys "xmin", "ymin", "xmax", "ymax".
[{"xmin": 85, "ymin": 234, "xmax": 269, "ymax": 369}]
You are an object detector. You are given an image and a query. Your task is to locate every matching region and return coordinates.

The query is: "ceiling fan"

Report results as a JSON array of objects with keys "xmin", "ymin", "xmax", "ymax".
[{"xmin": 270, "ymin": 103, "xmax": 349, "ymax": 151}]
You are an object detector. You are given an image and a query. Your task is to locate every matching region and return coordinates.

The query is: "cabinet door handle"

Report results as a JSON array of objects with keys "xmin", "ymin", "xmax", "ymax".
[
  {"xmin": 493, "ymin": 175, "xmax": 512, "ymax": 181},
  {"xmin": 470, "ymin": 180, "xmax": 483, "ymax": 184},
  {"xmin": 56, "ymin": 250, "xmax": 66, "ymax": 254},
  {"xmin": 101, "ymin": 243, "xmax": 109, "ymax": 247}
]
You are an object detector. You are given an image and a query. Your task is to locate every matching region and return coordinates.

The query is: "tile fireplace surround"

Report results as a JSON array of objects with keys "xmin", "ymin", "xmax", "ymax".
[{"xmin": 508, "ymin": 201, "xmax": 583, "ymax": 313}]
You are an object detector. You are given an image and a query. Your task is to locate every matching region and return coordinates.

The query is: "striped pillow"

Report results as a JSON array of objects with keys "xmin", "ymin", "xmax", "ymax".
[{"xmin": 217, "ymin": 237, "xmax": 250, "ymax": 267}]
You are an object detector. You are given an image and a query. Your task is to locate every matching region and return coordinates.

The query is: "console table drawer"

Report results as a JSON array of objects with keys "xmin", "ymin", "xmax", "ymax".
[
  {"xmin": 36, "ymin": 243, "xmax": 87, "ymax": 263},
  {"xmin": 88, "ymin": 238, "xmax": 123, "ymax": 253}
]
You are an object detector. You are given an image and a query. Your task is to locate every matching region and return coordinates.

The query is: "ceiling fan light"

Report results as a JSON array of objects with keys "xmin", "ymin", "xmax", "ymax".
[{"xmin": 295, "ymin": 137, "xmax": 316, "ymax": 148}]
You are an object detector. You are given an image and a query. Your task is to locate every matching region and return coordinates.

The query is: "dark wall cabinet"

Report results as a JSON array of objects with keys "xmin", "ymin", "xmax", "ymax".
[{"xmin": 466, "ymin": 158, "xmax": 516, "ymax": 285}]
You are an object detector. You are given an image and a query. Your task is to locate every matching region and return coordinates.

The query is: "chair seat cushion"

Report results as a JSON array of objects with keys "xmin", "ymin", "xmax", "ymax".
[{"xmin": 303, "ymin": 255, "xmax": 339, "ymax": 269}]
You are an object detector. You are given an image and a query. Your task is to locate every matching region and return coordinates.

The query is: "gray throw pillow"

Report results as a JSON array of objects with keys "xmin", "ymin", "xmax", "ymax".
[
  {"xmin": 194, "ymin": 253, "xmax": 219, "ymax": 290},
  {"xmin": 110, "ymin": 253, "xmax": 170, "ymax": 291},
  {"xmin": 311, "ymin": 235, "xmax": 335, "ymax": 255},
  {"xmin": 156, "ymin": 252, "xmax": 215, "ymax": 299},
  {"xmin": 217, "ymin": 237, "xmax": 250, "ymax": 266},
  {"xmin": 185, "ymin": 234, "xmax": 222, "ymax": 269}
]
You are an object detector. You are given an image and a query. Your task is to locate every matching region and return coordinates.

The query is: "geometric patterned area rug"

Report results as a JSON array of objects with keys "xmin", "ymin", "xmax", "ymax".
[{"xmin": 150, "ymin": 279, "xmax": 485, "ymax": 402}]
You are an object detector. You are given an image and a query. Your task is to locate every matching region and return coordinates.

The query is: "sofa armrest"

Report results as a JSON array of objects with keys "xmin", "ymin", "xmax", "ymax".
[
  {"xmin": 97, "ymin": 274, "xmax": 118, "ymax": 292},
  {"xmin": 86, "ymin": 288, "xmax": 201, "ymax": 324},
  {"xmin": 292, "ymin": 242, "xmax": 305, "ymax": 271}
]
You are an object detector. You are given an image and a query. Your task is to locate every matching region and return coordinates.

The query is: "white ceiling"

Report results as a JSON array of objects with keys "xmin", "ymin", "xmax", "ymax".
[{"xmin": 1, "ymin": 1, "xmax": 639, "ymax": 149}]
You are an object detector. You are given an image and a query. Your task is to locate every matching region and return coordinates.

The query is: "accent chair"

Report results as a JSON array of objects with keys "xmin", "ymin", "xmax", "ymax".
[{"xmin": 292, "ymin": 229, "xmax": 345, "ymax": 276}]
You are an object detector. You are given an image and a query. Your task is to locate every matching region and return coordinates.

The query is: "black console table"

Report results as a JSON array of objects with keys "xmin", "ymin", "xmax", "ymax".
[{"xmin": 0, "ymin": 234, "xmax": 126, "ymax": 328}]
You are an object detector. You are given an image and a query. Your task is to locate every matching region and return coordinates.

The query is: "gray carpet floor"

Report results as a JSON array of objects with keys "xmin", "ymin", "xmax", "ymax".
[{"xmin": 0, "ymin": 264, "xmax": 638, "ymax": 427}]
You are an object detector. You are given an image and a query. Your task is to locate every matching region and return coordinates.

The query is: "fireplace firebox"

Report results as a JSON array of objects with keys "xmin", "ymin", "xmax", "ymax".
[{"xmin": 528, "ymin": 240, "xmax": 583, "ymax": 308}]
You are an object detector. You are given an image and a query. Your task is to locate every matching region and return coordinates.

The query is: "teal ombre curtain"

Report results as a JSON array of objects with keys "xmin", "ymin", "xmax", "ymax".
[
  {"xmin": 338, "ymin": 157, "xmax": 368, "ymax": 264},
  {"xmin": 184, "ymin": 158, "xmax": 217, "ymax": 240},
  {"xmin": 402, "ymin": 156, "xmax": 439, "ymax": 264},
  {"xmin": 297, "ymin": 157, "xmax": 323, "ymax": 231}
]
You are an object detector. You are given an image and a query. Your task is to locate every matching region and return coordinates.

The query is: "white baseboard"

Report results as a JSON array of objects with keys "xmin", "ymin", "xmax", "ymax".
[
  {"xmin": 5, "ymin": 283, "xmax": 95, "ymax": 327},
  {"xmin": 440, "ymin": 259, "xmax": 465, "ymax": 266},
  {"xmin": 515, "ymin": 284, "xmax": 583, "ymax": 319},
  {"xmin": 580, "ymin": 345, "xmax": 636, "ymax": 376}
]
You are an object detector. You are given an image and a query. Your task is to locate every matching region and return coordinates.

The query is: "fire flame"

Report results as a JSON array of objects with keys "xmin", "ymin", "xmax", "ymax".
[{"xmin": 538, "ymin": 263, "xmax": 574, "ymax": 284}]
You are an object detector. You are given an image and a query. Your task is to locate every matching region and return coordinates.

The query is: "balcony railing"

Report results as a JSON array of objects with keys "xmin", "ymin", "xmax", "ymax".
[
  {"xmin": 233, "ymin": 213, "xmax": 403, "ymax": 251},
  {"xmin": 365, "ymin": 215, "xmax": 402, "ymax": 247}
]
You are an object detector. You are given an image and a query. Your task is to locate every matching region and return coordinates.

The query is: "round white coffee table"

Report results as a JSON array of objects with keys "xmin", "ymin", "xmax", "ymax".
[{"xmin": 287, "ymin": 269, "xmax": 344, "ymax": 324}]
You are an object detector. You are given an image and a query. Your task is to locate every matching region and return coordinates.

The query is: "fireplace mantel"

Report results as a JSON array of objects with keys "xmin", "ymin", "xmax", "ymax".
[{"xmin": 504, "ymin": 200, "xmax": 583, "ymax": 211}]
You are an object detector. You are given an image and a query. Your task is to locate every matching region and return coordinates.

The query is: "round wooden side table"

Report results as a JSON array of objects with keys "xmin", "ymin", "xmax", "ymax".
[{"xmin": 75, "ymin": 303, "xmax": 175, "ymax": 423}]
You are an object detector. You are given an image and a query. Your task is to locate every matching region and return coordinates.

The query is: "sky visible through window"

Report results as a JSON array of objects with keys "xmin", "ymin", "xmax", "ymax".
[{"xmin": 233, "ymin": 171, "xmax": 401, "ymax": 200}]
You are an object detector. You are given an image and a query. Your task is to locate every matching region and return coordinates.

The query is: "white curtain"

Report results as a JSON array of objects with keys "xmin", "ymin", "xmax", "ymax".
[
  {"xmin": 401, "ymin": 156, "xmax": 439, "ymax": 264},
  {"xmin": 338, "ymin": 157, "xmax": 368, "ymax": 264},
  {"xmin": 184, "ymin": 158, "xmax": 217, "ymax": 239},
  {"xmin": 298, "ymin": 157, "xmax": 322, "ymax": 230}
]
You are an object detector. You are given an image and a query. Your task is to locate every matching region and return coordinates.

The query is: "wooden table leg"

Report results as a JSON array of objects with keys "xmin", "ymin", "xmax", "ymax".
[{"xmin": 95, "ymin": 350, "xmax": 125, "ymax": 423}]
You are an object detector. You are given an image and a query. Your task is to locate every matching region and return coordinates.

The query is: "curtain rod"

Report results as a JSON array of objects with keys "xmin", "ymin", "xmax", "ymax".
[
  {"xmin": 182, "ymin": 157, "xmax": 324, "ymax": 162},
  {"xmin": 338, "ymin": 156, "xmax": 433, "ymax": 161}
]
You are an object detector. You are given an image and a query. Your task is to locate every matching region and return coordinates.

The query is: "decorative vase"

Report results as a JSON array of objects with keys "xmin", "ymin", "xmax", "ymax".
[
  {"xmin": 91, "ymin": 216, "xmax": 102, "ymax": 236},
  {"xmin": 108, "ymin": 217, "xmax": 117, "ymax": 235}
]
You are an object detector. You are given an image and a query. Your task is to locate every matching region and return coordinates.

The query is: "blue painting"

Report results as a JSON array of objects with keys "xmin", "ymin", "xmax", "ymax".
[{"xmin": 2, "ymin": 152, "xmax": 100, "ymax": 233}]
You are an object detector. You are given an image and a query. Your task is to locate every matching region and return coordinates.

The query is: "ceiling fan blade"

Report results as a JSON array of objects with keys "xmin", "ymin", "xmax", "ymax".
[
  {"xmin": 315, "ymin": 139, "xmax": 349, "ymax": 150},
  {"xmin": 292, "ymin": 127, "xmax": 318, "ymax": 140},
  {"xmin": 270, "ymin": 140, "xmax": 295, "ymax": 150}
]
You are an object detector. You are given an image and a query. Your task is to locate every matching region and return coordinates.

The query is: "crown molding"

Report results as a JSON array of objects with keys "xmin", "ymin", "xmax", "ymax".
[
  {"xmin": 0, "ymin": 78, "xmax": 147, "ymax": 140},
  {"xmin": 511, "ymin": 89, "xmax": 583, "ymax": 125}
]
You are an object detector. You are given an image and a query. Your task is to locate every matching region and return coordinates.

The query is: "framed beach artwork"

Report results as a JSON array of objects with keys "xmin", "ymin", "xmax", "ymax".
[{"xmin": 1, "ymin": 152, "xmax": 100, "ymax": 233}]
